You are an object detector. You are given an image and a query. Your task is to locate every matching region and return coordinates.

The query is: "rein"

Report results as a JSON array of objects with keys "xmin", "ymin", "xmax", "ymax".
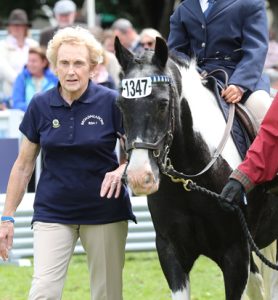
[{"xmin": 169, "ymin": 179, "xmax": 278, "ymax": 271}]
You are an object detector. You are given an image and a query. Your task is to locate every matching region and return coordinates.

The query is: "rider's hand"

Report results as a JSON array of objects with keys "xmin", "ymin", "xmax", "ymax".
[
  {"xmin": 221, "ymin": 179, "xmax": 245, "ymax": 205},
  {"xmin": 221, "ymin": 85, "xmax": 244, "ymax": 103},
  {"xmin": 0, "ymin": 221, "xmax": 14, "ymax": 261}
]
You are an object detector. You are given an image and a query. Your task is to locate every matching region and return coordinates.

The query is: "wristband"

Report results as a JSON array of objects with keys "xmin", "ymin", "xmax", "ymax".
[{"xmin": 1, "ymin": 216, "xmax": 15, "ymax": 223}]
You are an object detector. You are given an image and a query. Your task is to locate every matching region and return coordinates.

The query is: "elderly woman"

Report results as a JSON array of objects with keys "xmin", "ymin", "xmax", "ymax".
[{"xmin": 0, "ymin": 27, "xmax": 135, "ymax": 300}]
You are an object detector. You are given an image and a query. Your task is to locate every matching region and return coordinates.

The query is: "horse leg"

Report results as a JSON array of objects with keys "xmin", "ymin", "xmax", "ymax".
[
  {"xmin": 243, "ymin": 255, "xmax": 265, "ymax": 300},
  {"xmin": 156, "ymin": 233, "xmax": 195, "ymax": 300},
  {"xmin": 270, "ymin": 240, "xmax": 278, "ymax": 299},
  {"xmin": 247, "ymin": 241, "xmax": 277, "ymax": 300},
  {"xmin": 220, "ymin": 244, "xmax": 250, "ymax": 300}
]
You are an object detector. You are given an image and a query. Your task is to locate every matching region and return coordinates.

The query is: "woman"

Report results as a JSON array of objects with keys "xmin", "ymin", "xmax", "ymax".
[
  {"xmin": 139, "ymin": 28, "xmax": 162, "ymax": 50},
  {"xmin": 12, "ymin": 47, "xmax": 58, "ymax": 112},
  {"xmin": 0, "ymin": 26, "xmax": 135, "ymax": 300},
  {"xmin": 0, "ymin": 9, "xmax": 38, "ymax": 101}
]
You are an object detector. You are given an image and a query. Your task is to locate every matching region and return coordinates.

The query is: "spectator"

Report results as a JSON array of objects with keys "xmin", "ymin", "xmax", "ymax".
[
  {"xmin": 12, "ymin": 47, "xmax": 58, "ymax": 112},
  {"xmin": 102, "ymin": 29, "xmax": 116, "ymax": 53},
  {"xmin": 0, "ymin": 26, "xmax": 135, "ymax": 300},
  {"xmin": 39, "ymin": 0, "xmax": 77, "ymax": 48},
  {"xmin": 90, "ymin": 26, "xmax": 121, "ymax": 88},
  {"xmin": 0, "ymin": 9, "xmax": 38, "ymax": 102},
  {"xmin": 139, "ymin": 28, "xmax": 162, "ymax": 50},
  {"xmin": 111, "ymin": 18, "xmax": 143, "ymax": 54},
  {"xmin": 264, "ymin": 29, "xmax": 278, "ymax": 88},
  {"xmin": 91, "ymin": 50, "xmax": 116, "ymax": 90}
]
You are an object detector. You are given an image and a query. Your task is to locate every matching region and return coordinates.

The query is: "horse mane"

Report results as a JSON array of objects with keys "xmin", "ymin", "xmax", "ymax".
[{"xmin": 165, "ymin": 52, "xmax": 242, "ymax": 170}]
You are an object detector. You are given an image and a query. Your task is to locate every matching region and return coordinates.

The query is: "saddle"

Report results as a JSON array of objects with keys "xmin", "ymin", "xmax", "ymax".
[{"xmin": 204, "ymin": 76, "xmax": 258, "ymax": 159}]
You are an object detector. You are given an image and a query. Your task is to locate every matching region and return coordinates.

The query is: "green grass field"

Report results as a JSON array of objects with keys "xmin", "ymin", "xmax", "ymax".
[{"xmin": 0, "ymin": 252, "xmax": 225, "ymax": 300}]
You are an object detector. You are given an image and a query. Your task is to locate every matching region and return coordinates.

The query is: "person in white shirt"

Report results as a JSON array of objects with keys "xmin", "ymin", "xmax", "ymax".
[{"xmin": 0, "ymin": 9, "xmax": 38, "ymax": 102}]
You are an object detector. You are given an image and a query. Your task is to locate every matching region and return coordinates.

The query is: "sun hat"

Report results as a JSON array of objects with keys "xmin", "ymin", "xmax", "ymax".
[
  {"xmin": 53, "ymin": 0, "xmax": 77, "ymax": 15},
  {"xmin": 6, "ymin": 9, "xmax": 31, "ymax": 27}
]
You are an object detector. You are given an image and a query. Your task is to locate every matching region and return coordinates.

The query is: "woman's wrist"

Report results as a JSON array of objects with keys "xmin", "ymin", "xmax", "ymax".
[{"xmin": 1, "ymin": 216, "xmax": 15, "ymax": 223}]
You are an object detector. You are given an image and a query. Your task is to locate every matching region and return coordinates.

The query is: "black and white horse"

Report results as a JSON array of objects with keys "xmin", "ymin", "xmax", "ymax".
[{"xmin": 115, "ymin": 37, "xmax": 278, "ymax": 300}]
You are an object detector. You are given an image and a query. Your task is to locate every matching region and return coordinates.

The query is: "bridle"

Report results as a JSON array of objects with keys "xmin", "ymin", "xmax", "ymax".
[
  {"xmin": 122, "ymin": 68, "xmax": 235, "ymax": 184},
  {"xmin": 120, "ymin": 74, "xmax": 176, "ymax": 183},
  {"xmin": 123, "ymin": 74, "xmax": 176, "ymax": 163}
]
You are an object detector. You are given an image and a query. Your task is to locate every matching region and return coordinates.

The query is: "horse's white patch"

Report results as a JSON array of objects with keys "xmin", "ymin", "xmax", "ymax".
[
  {"xmin": 178, "ymin": 61, "xmax": 242, "ymax": 169},
  {"xmin": 244, "ymin": 269, "xmax": 265, "ymax": 300},
  {"xmin": 128, "ymin": 140, "xmax": 150, "ymax": 171},
  {"xmin": 171, "ymin": 285, "xmax": 190, "ymax": 300}
]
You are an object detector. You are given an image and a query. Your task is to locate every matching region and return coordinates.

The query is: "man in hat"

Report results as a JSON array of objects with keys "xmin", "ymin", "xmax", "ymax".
[
  {"xmin": 39, "ymin": 0, "xmax": 77, "ymax": 48},
  {"xmin": 0, "ymin": 9, "xmax": 38, "ymax": 103}
]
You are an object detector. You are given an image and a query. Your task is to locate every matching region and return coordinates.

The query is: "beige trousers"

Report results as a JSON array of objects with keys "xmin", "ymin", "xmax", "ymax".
[
  {"xmin": 28, "ymin": 221, "xmax": 128, "ymax": 300},
  {"xmin": 244, "ymin": 90, "xmax": 272, "ymax": 127}
]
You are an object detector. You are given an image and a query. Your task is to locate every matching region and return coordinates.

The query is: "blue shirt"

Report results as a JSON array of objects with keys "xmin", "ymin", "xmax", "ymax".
[
  {"xmin": 12, "ymin": 66, "xmax": 58, "ymax": 112},
  {"xmin": 20, "ymin": 81, "xmax": 136, "ymax": 225}
]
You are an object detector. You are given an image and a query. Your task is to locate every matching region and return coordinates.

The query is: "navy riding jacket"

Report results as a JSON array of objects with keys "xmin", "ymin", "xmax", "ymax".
[{"xmin": 168, "ymin": 0, "xmax": 270, "ymax": 93}]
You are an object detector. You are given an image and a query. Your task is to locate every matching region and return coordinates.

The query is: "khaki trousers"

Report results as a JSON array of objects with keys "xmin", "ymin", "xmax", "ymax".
[
  {"xmin": 244, "ymin": 90, "xmax": 272, "ymax": 127},
  {"xmin": 28, "ymin": 221, "xmax": 128, "ymax": 300}
]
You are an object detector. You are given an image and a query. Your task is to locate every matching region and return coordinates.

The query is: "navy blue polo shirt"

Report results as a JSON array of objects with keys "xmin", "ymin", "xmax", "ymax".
[{"xmin": 20, "ymin": 81, "xmax": 136, "ymax": 224}]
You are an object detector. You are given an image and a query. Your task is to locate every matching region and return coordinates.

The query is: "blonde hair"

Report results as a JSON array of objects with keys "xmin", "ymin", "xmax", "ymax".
[
  {"xmin": 46, "ymin": 26, "xmax": 103, "ymax": 68},
  {"xmin": 29, "ymin": 46, "xmax": 49, "ymax": 68},
  {"xmin": 139, "ymin": 28, "xmax": 162, "ymax": 41}
]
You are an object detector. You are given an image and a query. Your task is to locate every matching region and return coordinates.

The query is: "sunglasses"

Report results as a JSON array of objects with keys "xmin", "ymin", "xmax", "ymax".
[{"xmin": 140, "ymin": 41, "xmax": 155, "ymax": 48}]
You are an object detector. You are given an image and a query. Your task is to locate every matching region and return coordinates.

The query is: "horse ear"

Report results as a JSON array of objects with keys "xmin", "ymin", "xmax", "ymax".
[
  {"xmin": 114, "ymin": 36, "xmax": 134, "ymax": 71},
  {"xmin": 153, "ymin": 37, "xmax": 168, "ymax": 68}
]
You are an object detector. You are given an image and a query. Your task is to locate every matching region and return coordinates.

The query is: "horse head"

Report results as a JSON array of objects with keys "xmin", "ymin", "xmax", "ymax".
[{"xmin": 115, "ymin": 37, "xmax": 177, "ymax": 195}]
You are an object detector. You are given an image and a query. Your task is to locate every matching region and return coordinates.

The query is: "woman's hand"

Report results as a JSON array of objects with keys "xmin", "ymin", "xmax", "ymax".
[
  {"xmin": 0, "ymin": 221, "xmax": 14, "ymax": 261},
  {"xmin": 100, "ymin": 163, "xmax": 127, "ymax": 199}
]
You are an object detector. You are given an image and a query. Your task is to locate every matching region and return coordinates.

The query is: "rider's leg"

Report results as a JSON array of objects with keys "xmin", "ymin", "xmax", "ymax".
[{"xmin": 244, "ymin": 90, "xmax": 272, "ymax": 127}]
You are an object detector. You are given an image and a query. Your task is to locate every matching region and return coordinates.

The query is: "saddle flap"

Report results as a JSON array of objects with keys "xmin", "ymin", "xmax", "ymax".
[
  {"xmin": 235, "ymin": 103, "xmax": 258, "ymax": 143},
  {"xmin": 203, "ymin": 76, "xmax": 256, "ymax": 159}
]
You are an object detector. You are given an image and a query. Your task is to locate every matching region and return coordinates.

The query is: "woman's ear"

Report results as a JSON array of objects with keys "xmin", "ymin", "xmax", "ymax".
[{"xmin": 90, "ymin": 63, "xmax": 97, "ymax": 73}]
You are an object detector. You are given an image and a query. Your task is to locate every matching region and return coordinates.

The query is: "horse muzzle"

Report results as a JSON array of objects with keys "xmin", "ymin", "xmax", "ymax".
[
  {"xmin": 125, "ymin": 169, "xmax": 160, "ymax": 195},
  {"xmin": 124, "ymin": 149, "xmax": 160, "ymax": 195}
]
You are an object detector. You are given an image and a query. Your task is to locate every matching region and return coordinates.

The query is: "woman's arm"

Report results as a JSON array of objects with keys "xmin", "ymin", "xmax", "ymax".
[{"xmin": 0, "ymin": 136, "xmax": 40, "ymax": 260}]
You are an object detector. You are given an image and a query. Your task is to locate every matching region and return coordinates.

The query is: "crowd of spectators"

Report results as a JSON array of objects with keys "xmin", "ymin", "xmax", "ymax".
[
  {"xmin": 0, "ymin": 0, "xmax": 165, "ymax": 114},
  {"xmin": 0, "ymin": 0, "xmax": 277, "ymax": 114}
]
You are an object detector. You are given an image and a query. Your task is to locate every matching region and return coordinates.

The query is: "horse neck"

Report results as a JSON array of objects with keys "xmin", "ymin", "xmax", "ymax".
[{"xmin": 168, "ymin": 62, "xmax": 220, "ymax": 174}]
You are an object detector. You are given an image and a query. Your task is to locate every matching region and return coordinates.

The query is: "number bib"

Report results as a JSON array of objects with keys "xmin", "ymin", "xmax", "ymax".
[{"xmin": 121, "ymin": 77, "xmax": 152, "ymax": 99}]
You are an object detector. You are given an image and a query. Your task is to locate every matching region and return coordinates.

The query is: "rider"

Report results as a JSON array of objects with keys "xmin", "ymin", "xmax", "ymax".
[{"xmin": 168, "ymin": 0, "xmax": 272, "ymax": 126}]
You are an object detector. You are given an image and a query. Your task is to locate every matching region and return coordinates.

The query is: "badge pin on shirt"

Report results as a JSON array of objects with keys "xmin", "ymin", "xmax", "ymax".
[{"xmin": 52, "ymin": 119, "xmax": 60, "ymax": 128}]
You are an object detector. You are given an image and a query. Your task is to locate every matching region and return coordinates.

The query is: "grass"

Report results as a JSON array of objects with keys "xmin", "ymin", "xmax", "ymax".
[{"xmin": 0, "ymin": 252, "xmax": 224, "ymax": 300}]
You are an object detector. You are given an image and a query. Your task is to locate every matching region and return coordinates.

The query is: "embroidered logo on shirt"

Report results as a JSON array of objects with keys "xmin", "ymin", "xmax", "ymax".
[
  {"xmin": 52, "ymin": 119, "xmax": 60, "ymax": 128},
  {"xmin": 81, "ymin": 115, "xmax": 104, "ymax": 126}
]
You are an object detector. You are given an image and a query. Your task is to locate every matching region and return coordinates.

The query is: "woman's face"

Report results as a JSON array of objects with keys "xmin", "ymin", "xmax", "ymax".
[
  {"xmin": 8, "ymin": 24, "xmax": 27, "ymax": 39},
  {"xmin": 55, "ymin": 43, "xmax": 94, "ymax": 101},
  {"xmin": 27, "ymin": 53, "xmax": 47, "ymax": 77}
]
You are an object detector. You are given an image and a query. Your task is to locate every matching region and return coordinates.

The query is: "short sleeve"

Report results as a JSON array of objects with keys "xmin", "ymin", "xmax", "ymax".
[
  {"xmin": 19, "ymin": 97, "xmax": 41, "ymax": 144},
  {"xmin": 113, "ymin": 94, "xmax": 125, "ymax": 136}
]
